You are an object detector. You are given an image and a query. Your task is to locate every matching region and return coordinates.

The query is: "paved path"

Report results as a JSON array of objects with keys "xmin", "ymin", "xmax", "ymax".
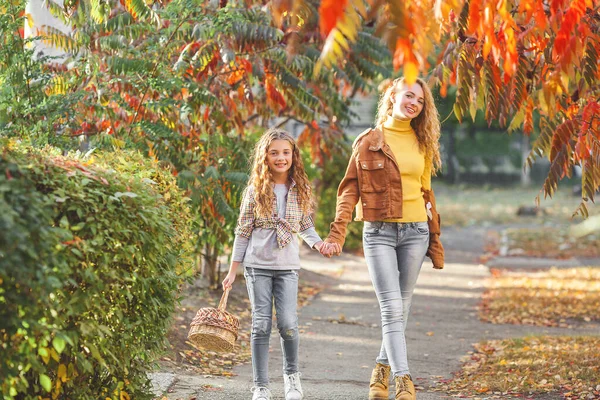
[{"xmin": 151, "ymin": 225, "xmax": 599, "ymax": 399}]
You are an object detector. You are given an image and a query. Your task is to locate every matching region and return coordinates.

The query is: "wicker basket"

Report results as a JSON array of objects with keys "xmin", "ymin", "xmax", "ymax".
[{"xmin": 188, "ymin": 288, "xmax": 240, "ymax": 353}]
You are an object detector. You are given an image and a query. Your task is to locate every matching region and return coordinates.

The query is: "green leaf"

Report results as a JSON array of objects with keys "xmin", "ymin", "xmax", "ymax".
[
  {"xmin": 114, "ymin": 191, "xmax": 138, "ymax": 198},
  {"xmin": 40, "ymin": 374, "xmax": 52, "ymax": 392},
  {"xmin": 53, "ymin": 336, "xmax": 66, "ymax": 354}
]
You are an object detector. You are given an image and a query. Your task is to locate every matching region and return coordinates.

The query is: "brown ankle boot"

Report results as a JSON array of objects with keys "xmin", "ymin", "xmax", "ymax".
[
  {"xmin": 368, "ymin": 363, "xmax": 391, "ymax": 400},
  {"xmin": 394, "ymin": 374, "xmax": 415, "ymax": 400}
]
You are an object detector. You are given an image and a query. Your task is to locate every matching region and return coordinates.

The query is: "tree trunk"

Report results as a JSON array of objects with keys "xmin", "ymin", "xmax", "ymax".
[
  {"xmin": 520, "ymin": 134, "xmax": 531, "ymax": 186},
  {"xmin": 446, "ymin": 128, "xmax": 460, "ymax": 184},
  {"xmin": 203, "ymin": 243, "xmax": 219, "ymax": 288}
]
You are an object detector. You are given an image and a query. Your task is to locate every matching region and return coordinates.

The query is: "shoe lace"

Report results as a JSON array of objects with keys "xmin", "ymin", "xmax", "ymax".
[
  {"xmin": 287, "ymin": 372, "xmax": 302, "ymax": 392},
  {"xmin": 374, "ymin": 366, "xmax": 387, "ymax": 385},
  {"xmin": 396, "ymin": 376, "xmax": 407, "ymax": 393},
  {"xmin": 251, "ymin": 386, "xmax": 270, "ymax": 399}
]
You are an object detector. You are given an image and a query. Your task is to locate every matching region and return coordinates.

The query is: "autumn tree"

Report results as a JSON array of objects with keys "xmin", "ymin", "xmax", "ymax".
[
  {"xmin": 2, "ymin": 0, "xmax": 391, "ymax": 286},
  {"xmin": 315, "ymin": 0, "xmax": 600, "ymax": 216}
]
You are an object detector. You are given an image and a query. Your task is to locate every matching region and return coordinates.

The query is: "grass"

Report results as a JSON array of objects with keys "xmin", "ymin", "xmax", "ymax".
[
  {"xmin": 502, "ymin": 227, "xmax": 600, "ymax": 258},
  {"xmin": 438, "ymin": 336, "xmax": 600, "ymax": 399},
  {"xmin": 434, "ymin": 182, "xmax": 599, "ymax": 227},
  {"xmin": 480, "ymin": 267, "xmax": 600, "ymax": 327}
]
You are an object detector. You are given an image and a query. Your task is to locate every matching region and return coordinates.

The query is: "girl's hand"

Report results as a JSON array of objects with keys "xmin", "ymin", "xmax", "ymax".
[
  {"xmin": 222, "ymin": 271, "xmax": 236, "ymax": 290},
  {"xmin": 318, "ymin": 242, "xmax": 341, "ymax": 258},
  {"xmin": 314, "ymin": 241, "xmax": 324, "ymax": 253},
  {"xmin": 222, "ymin": 261, "xmax": 240, "ymax": 290},
  {"xmin": 323, "ymin": 242, "xmax": 342, "ymax": 257}
]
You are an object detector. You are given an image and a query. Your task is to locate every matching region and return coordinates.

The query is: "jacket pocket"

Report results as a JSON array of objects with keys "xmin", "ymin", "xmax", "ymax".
[
  {"xmin": 360, "ymin": 193, "xmax": 386, "ymax": 209},
  {"xmin": 359, "ymin": 159, "xmax": 387, "ymax": 193}
]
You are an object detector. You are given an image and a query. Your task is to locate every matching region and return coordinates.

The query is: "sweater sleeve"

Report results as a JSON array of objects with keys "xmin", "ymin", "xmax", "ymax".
[{"xmin": 231, "ymin": 235, "xmax": 250, "ymax": 263}]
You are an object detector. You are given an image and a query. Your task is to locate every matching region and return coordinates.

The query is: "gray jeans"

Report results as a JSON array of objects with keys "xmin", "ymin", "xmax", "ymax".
[
  {"xmin": 363, "ymin": 221, "xmax": 429, "ymax": 377},
  {"xmin": 244, "ymin": 267, "xmax": 300, "ymax": 387}
]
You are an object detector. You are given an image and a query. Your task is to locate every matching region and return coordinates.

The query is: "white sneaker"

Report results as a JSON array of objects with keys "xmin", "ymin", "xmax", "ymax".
[
  {"xmin": 251, "ymin": 386, "xmax": 272, "ymax": 400},
  {"xmin": 283, "ymin": 372, "xmax": 303, "ymax": 400}
]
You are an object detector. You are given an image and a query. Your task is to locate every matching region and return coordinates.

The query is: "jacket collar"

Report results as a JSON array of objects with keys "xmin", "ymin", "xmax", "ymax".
[
  {"xmin": 367, "ymin": 127, "xmax": 385, "ymax": 151},
  {"xmin": 353, "ymin": 126, "xmax": 385, "ymax": 151}
]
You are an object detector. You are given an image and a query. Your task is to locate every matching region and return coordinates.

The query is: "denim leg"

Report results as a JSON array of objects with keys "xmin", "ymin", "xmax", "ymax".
[
  {"xmin": 273, "ymin": 269, "xmax": 300, "ymax": 375},
  {"xmin": 245, "ymin": 267, "xmax": 274, "ymax": 387},
  {"xmin": 363, "ymin": 222, "xmax": 429, "ymax": 377}
]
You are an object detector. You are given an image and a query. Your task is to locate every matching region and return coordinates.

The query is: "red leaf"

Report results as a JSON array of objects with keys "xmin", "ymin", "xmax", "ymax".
[
  {"xmin": 550, "ymin": 120, "xmax": 577, "ymax": 165},
  {"xmin": 553, "ymin": 0, "xmax": 586, "ymax": 62},
  {"xmin": 265, "ymin": 75, "xmax": 286, "ymax": 112}
]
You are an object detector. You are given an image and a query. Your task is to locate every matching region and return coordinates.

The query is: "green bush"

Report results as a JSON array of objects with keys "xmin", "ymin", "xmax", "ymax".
[{"xmin": 0, "ymin": 144, "xmax": 192, "ymax": 399}]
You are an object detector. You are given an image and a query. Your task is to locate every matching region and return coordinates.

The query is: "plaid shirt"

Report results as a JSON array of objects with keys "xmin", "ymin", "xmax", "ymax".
[{"xmin": 235, "ymin": 180, "xmax": 314, "ymax": 249}]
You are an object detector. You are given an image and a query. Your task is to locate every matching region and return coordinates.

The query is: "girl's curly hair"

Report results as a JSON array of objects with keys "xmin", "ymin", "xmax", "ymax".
[
  {"xmin": 375, "ymin": 77, "xmax": 442, "ymax": 173},
  {"xmin": 249, "ymin": 128, "xmax": 313, "ymax": 219}
]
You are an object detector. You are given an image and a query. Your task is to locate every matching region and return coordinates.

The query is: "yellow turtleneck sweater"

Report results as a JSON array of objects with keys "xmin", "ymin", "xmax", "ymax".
[{"xmin": 383, "ymin": 115, "xmax": 431, "ymax": 223}]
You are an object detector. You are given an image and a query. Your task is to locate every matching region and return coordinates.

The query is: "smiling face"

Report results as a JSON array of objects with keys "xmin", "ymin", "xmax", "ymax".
[
  {"xmin": 391, "ymin": 82, "xmax": 425, "ymax": 121},
  {"xmin": 266, "ymin": 139, "xmax": 293, "ymax": 182}
]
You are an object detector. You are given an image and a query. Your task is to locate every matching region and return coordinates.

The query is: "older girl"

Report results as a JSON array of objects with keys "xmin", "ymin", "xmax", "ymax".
[{"xmin": 323, "ymin": 77, "xmax": 444, "ymax": 400}]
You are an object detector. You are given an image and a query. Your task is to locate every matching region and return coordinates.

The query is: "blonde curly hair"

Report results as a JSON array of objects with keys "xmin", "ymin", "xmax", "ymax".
[
  {"xmin": 375, "ymin": 77, "xmax": 442, "ymax": 173},
  {"xmin": 249, "ymin": 128, "xmax": 313, "ymax": 219}
]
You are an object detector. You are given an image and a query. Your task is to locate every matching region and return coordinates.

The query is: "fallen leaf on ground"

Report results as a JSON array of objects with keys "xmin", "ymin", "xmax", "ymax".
[
  {"xmin": 433, "ymin": 336, "xmax": 600, "ymax": 399},
  {"xmin": 480, "ymin": 267, "xmax": 600, "ymax": 327}
]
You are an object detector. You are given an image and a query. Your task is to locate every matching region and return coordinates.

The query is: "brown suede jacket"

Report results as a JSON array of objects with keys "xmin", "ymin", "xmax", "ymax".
[{"xmin": 325, "ymin": 127, "xmax": 445, "ymax": 269}]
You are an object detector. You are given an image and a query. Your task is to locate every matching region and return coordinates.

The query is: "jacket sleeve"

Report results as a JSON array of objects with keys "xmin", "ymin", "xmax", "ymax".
[
  {"xmin": 422, "ymin": 188, "xmax": 444, "ymax": 269},
  {"xmin": 325, "ymin": 150, "xmax": 360, "ymax": 247}
]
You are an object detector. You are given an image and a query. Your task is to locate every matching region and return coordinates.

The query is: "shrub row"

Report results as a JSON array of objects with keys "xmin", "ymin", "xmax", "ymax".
[{"xmin": 0, "ymin": 144, "xmax": 192, "ymax": 399}]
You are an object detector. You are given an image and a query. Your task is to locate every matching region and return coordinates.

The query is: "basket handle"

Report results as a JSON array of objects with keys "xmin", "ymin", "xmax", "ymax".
[{"xmin": 218, "ymin": 288, "xmax": 231, "ymax": 311}]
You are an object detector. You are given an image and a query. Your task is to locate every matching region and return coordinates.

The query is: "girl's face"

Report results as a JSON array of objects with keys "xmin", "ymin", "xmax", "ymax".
[
  {"xmin": 266, "ymin": 139, "xmax": 293, "ymax": 180},
  {"xmin": 391, "ymin": 82, "xmax": 425, "ymax": 120}
]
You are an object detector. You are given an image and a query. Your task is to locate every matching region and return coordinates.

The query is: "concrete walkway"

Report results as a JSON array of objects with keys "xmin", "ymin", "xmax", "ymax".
[{"xmin": 151, "ymin": 225, "xmax": 599, "ymax": 399}]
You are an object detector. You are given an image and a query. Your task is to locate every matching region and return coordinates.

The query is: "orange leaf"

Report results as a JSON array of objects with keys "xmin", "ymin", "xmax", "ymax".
[
  {"xmin": 440, "ymin": 81, "xmax": 448, "ymax": 98},
  {"xmin": 393, "ymin": 38, "xmax": 419, "ymax": 81},
  {"xmin": 467, "ymin": 0, "xmax": 481, "ymax": 35},
  {"xmin": 533, "ymin": 0, "xmax": 548, "ymax": 31},
  {"xmin": 524, "ymin": 98, "xmax": 534, "ymax": 135},
  {"xmin": 319, "ymin": 0, "xmax": 348, "ymax": 37}
]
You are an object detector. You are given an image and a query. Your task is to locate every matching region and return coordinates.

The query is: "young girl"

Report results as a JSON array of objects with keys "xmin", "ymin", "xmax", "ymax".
[
  {"xmin": 322, "ymin": 76, "xmax": 444, "ymax": 400},
  {"xmin": 222, "ymin": 128, "xmax": 325, "ymax": 400}
]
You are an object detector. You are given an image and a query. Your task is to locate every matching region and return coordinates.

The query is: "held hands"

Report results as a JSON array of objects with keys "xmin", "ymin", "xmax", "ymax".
[{"xmin": 315, "ymin": 241, "xmax": 342, "ymax": 258}]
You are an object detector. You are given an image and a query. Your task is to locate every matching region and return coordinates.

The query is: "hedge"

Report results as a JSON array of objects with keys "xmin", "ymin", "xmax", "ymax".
[{"xmin": 0, "ymin": 144, "xmax": 192, "ymax": 399}]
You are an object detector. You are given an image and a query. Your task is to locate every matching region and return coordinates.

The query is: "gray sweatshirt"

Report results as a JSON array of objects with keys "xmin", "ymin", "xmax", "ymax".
[{"xmin": 232, "ymin": 184, "xmax": 322, "ymax": 270}]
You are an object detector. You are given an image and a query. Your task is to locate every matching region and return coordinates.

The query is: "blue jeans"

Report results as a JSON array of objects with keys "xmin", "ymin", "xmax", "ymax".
[
  {"xmin": 244, "ymin": 267, "xmax": 300, "ymax": 387},
  {"xmin": 363, "ymin": 221, "xmax": 429, "ymax": 377}
]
